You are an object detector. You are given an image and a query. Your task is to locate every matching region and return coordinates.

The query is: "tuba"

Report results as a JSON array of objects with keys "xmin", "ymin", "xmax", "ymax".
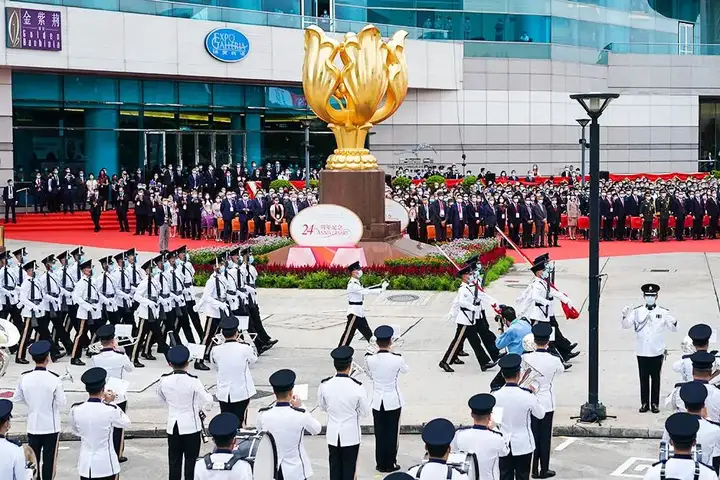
[
  {"xmin": 522, "ymin": 333, "xmax": 536, "ymax": 353},
  {"xmin": 0, "ymin": 318, "xmax": 21, "ymax": 379},
  {"xmin": 681, "ymin": 336, "xmax": 696, "ymax": 355},
  {"xmin": 518, "ymin": 359, "xmax": 543, "ymax": 390}
]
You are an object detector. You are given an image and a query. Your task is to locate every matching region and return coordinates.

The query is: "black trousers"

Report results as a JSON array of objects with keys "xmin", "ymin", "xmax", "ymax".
[
  {"xmin": 338, "ymin": 314, "xmax": 373, "ymax": 347},
  {"xmin": 477, "ymin": 312, "xmax": 500, "ymax": 360},
  {"xmin": 185, "ymin": 300, "xmax": 205, "ymax": 340},
  {"xmin": 174, "ymin": 306, "xmax": 196, "ymax": 344},
  {"xmin": 48, "ymin": 310, "xmax": 73, "ymax": 351},
  {"xmin": 434, "ymin": 221, "xmax": 446, "ymax": 241},
  {"xmin": 116, "ymin": 210, "xmax": 129, "ymax": 231},
  {"xmin": 531, "ymin": 411, "xmax": 554, "ymax": 474},
  {"xmin": 239, "ymin": 219, "xmax": 249, "ymax": 241},
  {"xmin": 222, "ymin": 218, "xmax": 233, "ymax": 242},
  {"xmin": 144, "ymin": 316, "xmax": 170, "ymax": 357},
  {"xmin": 642, "ymin": 220, "xmax": 653, "ymax": 242},
  {"xmin": 549, "ymin": 316, "xmax": 572, "ymax": 358},
  {"xmin": 168, "ymin": 424, "xmax": 201, "ymax": 480},
  {"xmin": 373, "ymin": 404, "xmax": 401, "ymax": 470},
  {"xmin": 601, "ymin": 217, "xmax": 613, "ymax": 240},
  {"xmin": 710, "ymin": 216, "xmax": 719, "ymax": 239},
  {"xmin": 500, "ymin": 452, "xmax": 532, "ymax": 480},
  {"xmin": 694, "ymin": 215, "xmax": 704, "ymax": 238},
  {"xmin": 521, "ymin": 221, "xmax": 533, "ymax": 248},
  {"xmin": 113, "ymin": 401, "xmax": 127, "ymax": 458},
  {"xmin": 202, "ymin": 317, "xmax": 222, "ymax": 361},
  {"xmin": 615, "ymin": 216, "xmax": 626, "ymax": 240},
  {"xmin": 254, "ymin": 217, "xmax": 266, "ymax": 236},
  {"xmin": 509, "ymin": 222, "xmax": 521, "ymax": 245},
  {"xmin": 5, "ymin": 201, "xmax": 16, "ymax": 222},
  {"xmin": 658, "ymin": 218, "xmax": 669, "ymax": 241},
  {"xmin": 328, "ymin": 442, "xmax": 360, "ymax": 480},
  {"xmin": 248, "ymin": 301, "xmax": 271, "ymax": 345},
  {"xmin": 547, "ymin": 222, "xmax": 560, "ymax": 245},
  {"xmin": 533, "ymin": 222, "xmax": 545, "ymax": 246},
  {"xmin": 675, "ymin": 216, "xmax": 685, "ymax": 240},
  {"xmin": 441, "ymin": 324, "xmax": 491, "ymax": 366},
  {"xmin": 28, "ymin": 432, "xmax": 59, "ymax": 480},
  {"xmin": 71, "ymin": 317, "xmax": 105, "ymax": 360},
  {"xmin": 637, "ymin": 355, "xmax": 663, "ymax": 406},
  {"xmin": 219, "ymin": 398, "xmax": 250, "ymax": 427}
]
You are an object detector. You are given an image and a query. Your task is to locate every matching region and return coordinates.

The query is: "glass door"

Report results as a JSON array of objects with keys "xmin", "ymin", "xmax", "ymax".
[
  {"xmin": 144, "ymin": 131, "xmax": 166, "ymax": 170},
  {"xmin": 679, "ymin": 22, "xmax": 694, "ymax": 55}
]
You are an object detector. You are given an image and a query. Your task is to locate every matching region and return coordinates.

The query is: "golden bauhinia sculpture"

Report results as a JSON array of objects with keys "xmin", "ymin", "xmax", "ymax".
[{"xmin": 302, "ymin": 24, "xmax": 408, "ymax": 171}]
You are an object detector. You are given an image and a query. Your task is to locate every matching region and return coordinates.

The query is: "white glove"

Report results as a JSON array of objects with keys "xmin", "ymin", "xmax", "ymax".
[
  {"xmin": 34, "ymin": 307, "xmax": 43, "ymax": 316},
  {"xmin": 622, "ymin": 306, "xmax": 630, "ymax": 317},
  {"xmin": 381, "ymin": 280, "xmax": 389, "ymax": 290}
]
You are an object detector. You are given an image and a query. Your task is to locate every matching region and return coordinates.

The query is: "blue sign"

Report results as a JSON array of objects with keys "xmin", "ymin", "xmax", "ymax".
[{"xmin": 205, "ymin": 28, "xmax": 250, "ymax": 63}]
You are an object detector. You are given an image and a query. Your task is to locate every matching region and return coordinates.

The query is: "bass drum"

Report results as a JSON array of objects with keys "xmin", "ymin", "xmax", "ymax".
[
  {"xmin": 447, "ymin": 452, "xmax": 479, "ymax": 480},
  {"xmin": 233, "ymin": 429, "xmax": 278, "ymax": 480}
]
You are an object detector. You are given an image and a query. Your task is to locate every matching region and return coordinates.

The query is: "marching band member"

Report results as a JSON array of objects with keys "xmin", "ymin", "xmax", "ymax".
[
  {"xmin": 18, "ymin": 260, "xmax": 57, "ymax": 364},
  {"xmin": 194, "ymin": 256, "xmax": 229, "ymax": 372},
  {"xmin": 194, "ymin": 413, "xmax": 253, "ymax": 480},
  {"xmin": 317, "ymin": 346, "xmax": 371, "ymax": 480},
  {"xmin": 95, "ymin": 256, "xmax": 120, "ymax": 327},
  {"xmin": 211, "ymin": 316, "xmax": 257, "ymax": 426},
  {"xmin": 407, "ymin": 418, "xmax": 468, "ymax": 480},
  {"xmin": 133, "ymin": 257, "xmax": 168, "ymax": 364},
  {"xmin": 668, "ymin": 352, "xmax": 720, "ymax": 422},
  {"xmin": 54, "ymin": 250, "xmax": 78, "ymax": 353},
  {"xmin": 642, "ymin": 413, "xmax": 718, "ymax": 480},
  {"xmin": 71, "ymin": 259, "xmax": 104, "ymax": 366},
  {"xmin": 168, "ymin": 249, "xmax": 193, "ymax": 344},
  {"xmin": 256, "ymin": 369, "xmax": 322, "ymax": 480},
  {"xmin": 12, "ymin": 340, "xmax": 66, "ymax": 480},
  {"xmin": 91, "ymin": 324, "xmax": 135, "ymax": 464},
  {"xmin": 492, "ymin": 354, "xmax": 545, "ymax": 480},
  {"xmin": 674, "ymin": 324, "xmax": 718, "ymax": 383},
  {"xmin": 0, "ymin": 399, "xmax": 25, "ymax": 479},
  {"xmin": 621, "ymin": 283, "xmax": 678, "ymax": 413},
  {"xmin": 491, "ymin": 306, "xmax": 533, "ymax": 389},
  {"xmin": 0, "ymin": 251, "xmax": 22, "ymax": 353},
  {"xmin": 364, "ymin": 325, "xmax": 409, "ymax": 473},
  {"xmin": 239, "ymin": 247, "xmax": 276, "ymax": 352},
  {"xmin": 157, "ymin": 345, "xmax": 214, "ymax": 480},
  {"xmin": 176, "ymin": 246, "xmax": 205, "ymax": 340},
  {"xmin": 338, "ymin": 261, "xmax": 387, "ymax": 348},
  {"xmin": 523, "ymin": 323, "xmax": 565, "ymax": 479},
  {"xmin": 69, "ymin": 367, "xmax": 131, "ymax": 480},
  {"xmin": 452, "ymin": 394, "xmax": 509, "ymax": 480},
  {"xmin": 439, "ymin": 263, "xmax": 497, "ymax": 373}
]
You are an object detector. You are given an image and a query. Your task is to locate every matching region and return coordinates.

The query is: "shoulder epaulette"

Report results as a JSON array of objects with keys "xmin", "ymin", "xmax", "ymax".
[
  {"xmin": 674, "ymin": 382, "xmax": 685, "ymax": 388},
  {"xmin": 187, "ymin": 372, "xmax": 198, "ymax": 378},
  {"xmin": 455, "ymin": 426, "xmax": 471, "ymax": 431},
  {"xmin": 104, "ymin": 402, "xmax": 118, "ymax": 409},
  {"xmin": 161, "ymin": 372, "xmax": 172, "ymax": 377},
  {"xmin": 258, "ymin": 406, "xmax": 273, "ymax": 413},
  {"xmin": 364, "ymin": 352, "xmax": 372, "ymax": 356},
  {"xmin": 490, "ymin": 386, "xmax": 501, "ymax": 392},
  {"xmin": 705, "ymin": 419, "xmax": 720, "ymax": 428},
  {"xmin": 490, "ymin": 429, "xmax": 503, "ymax": 436},
  {"xmin": 48, "ymin": 370, "xmax": 59, "ymax": 377},
  {"xmin": 291, "ymin": 406, "xmax": 306, "ymax": 413},
  {"xmin": 682, "ymin": 354, "xmax": 693, "ymax": 359},
  {"xmin": 711, "ymin": 350, "xmax": 719, "ymax": 356},
  {"xmin": 651, "ymin": 460, "xmax": 664, "ymax": 467},
  {"xmin": 350, "ymin": 377, "xmax": 362, "ymax": 386},
  {"xmin": 320, "ymin": 376, "xmax": 333, "ymax": 383},
  {"xmin": 520, "ymin": 387, "xmax": 534, "ymax": 394},
  {"xmin": 391, "ymin": 352, "xmax": 402, "ymax": 356},
  {"xmin": 71, "ymin": 401, "xmax": 84, "ymax": 408},
  {"xmin": 21, "ymin": 370, "xmax": 32, "ymax": 375},
  {"xmin": 633, "ymin": 304, "xmax": 644, "ymax": 310},
  {"xmin": 113, "ymin": 351, "xmax": 125, "ymax": 355},
  {"xmin": 700, "ymin": 462, "xmax": 715, "ymax": 471}
]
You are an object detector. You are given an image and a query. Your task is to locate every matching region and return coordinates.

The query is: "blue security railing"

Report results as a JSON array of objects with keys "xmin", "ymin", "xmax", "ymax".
[{"xmin": 605, "ymin": 42, "xmax": 720, "ymax": 56}]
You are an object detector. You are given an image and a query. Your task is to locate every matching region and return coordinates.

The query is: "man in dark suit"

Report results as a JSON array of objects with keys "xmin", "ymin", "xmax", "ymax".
[
  {"xmin": 546, "ymin": 197, "xmax": 561, "ymax": 247},
  {"xmin": 688, "ymin": 190, "xmax": 705, "ymax": 239},
  {"xmin": 252, "ymin": 193, "xmax": 268, "ymax": 237},
  {"xmin": 188, "ymin": 168, "xmax": 203, "ymax": 191},
  {"xmin": 134, "ymin": 188, "xmax": 151, "ymax": 235},
  {"xmin": 151, "ymin": 196, "xmax": 164, "ymax": 235},
  {"xmin": 33, "ymin": 173, "xmax": 45, "ymax": 213},
  {"xmin": 115, "ymin": 186, "xmax": 130, "ymax": 232},
  {"xmin": 507, "ymin": 195, "xmax": 522, "ymax": 245},
  {"xmin": 624, "ymin": 190, "xmax": 639, "ymax": 240},
  {"xmin": 671, "ymin": 192, "xmax": 686, "ymax": 241},
  {"xmin": 480, "ymin": 197, "xmax": 497, "ymax": 238},
  {"xmin": 297, "ymin": 193, "xmax": 310, "ymax": 211},
  {"xmin": 3, "ymin": 179, "xmax": 17, "ymax": 223},
  {"xmin": 284, "ymin": 193, "xmax": 301, "ymax": 226},
  {"xmin": 707, "ymin": 191, "xmax": 719, "ymax": 239},
  {"xmin": 520, "ymin": 198, "xmax": 533, "ymax": 248},
  {"xmin": 237, "ymin": 192, "xmax": 252, "ymax": 242},
  {"xmin": 187, "ymin": 190, "xmax": 202, "ymax": 240},
  {"xmin": 465, "ymin": 196, "xmax": 480, "ymax": 240},
  {"xmin": 61, "ymin": 168, "xmax": 75, "ymax": 214},
  {"xmin": 220, "ymin": 192, "xmax": 236, "ymax": 243},
  {"xmin": 430, "ymin": 196, "xmax": 448, "ymax": 242},
  {"xmin": 600, "ymin": 192, "xmax": 614, "ymax": 241},
  {"xmin": 47, "ymin": 169, "xmax": 60, "ymax": 212},
  {"xmin": 656, "ymin": 191, "xmax": 671, "ymax": 241},
  {"xmin": 613, "ymin": 193, "xmax": 626, "ymax": 240},
  {"xmin": 418, "ymin": 197, "xmax": 431, "ymax": 243},
  {"xmin": 530, "ymin": 196, "xmax": 547, "ymax": 247},
  {"xmin": 448, "ymin": 197, "xmax": 465, "ymax": 240}
]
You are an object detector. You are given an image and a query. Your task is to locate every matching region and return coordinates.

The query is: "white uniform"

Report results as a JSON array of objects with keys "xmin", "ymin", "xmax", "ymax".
[
  {"xmin": 193, "ymin": 451, "xmax": 254, "ymax": 480},
  {"xmin": 491, "ymin": 384, "xmax": 545, "ymax": 456},
  {"xmin": 93, "ymin": 272, "xmax": 118, "ymax": 313},
  {"xmin": 364, "ymin": 351, "xmax": 409, "ymax": 410},
  {"xmin": 155, "ymin": 270, "xmax": 174, "ymax": 316},
  {"xmin": 346, "ymin": 278, "xmax": 384, "ymax": 318},
  {"xmin": 110, "ymin": 267, "xmax": 134, "ymax": 310},
  {"xmin": 521, "ymin": 349, "xmax": 565, "ymax": 412},
  {"xmin": 73, "ymin": 275, "xmax": 103, "ymax": 321},
  {"xmin": 199, "ymin": 273, "xmax": 229, "ymax": 319},
  {"xmin": 668, "ymin": 382, "xmax": 720, "ymax": 422},
  {"xmin": 91, "ymin": 349, "xmax": 134, "ymax": 405},
  {"xmin": 452, "ymin": 282, "xmax": 497, "ymax": 326},
  {"xmin": 13, "ymin": 367, "xmax": 66, "ymax": 434},
  {"xmin": 125, "ymin": 262, "xmax": 146, "ymax": 293},
  {"xmin": 157, "ymin": 370, "xmax": 213, "ymax": 435},
  {"xmin": 167, "ymin": 265, "xmax": 186, "ymax": 308},
  {"xmin": 452, "ymin": 426, "xmax": 510, "ymax": 480},
  {"xmin": 0, "ymin": 435, "xmax": 25, "ymax": 480},
  {"xmin": 56, "ymin": 264, "xmax": 76, "ymax": 308},
  {"xmin": 516, "ymin": 277, "xmax": 571, "ymax": 323},
  {"xmin": 662, "ymin": 417, "xmax": 720, "ymax": 465},
  {"xmin": 68, "ymin": 398, "xmax": 132, "ymax": 478},
  {"xmin": 256, "ymin": 403, "xmax": 322, "ymax": 480},
  {"xmin": 211, "ymin": 339, "xmax": 257, "ymax": 402},
  {"xmin": 133, "ymin": 274, "xmax": 161, "ymax": 320},
  {"xmin": 673, "ymin": 354, "xmax": 720, "ymax": 383},
  {"xmin": 178, "ymin": 260, "xmax": 196, "ymax": 303},
  {"xmin": 407, "ymin": 460, "xmax": 469, "ymax": 480},
  {"xmin": 317, "ymin": 374, "xmax": 370, "ymax": 446},
  {"xmin": 38, "ymin": 271, "xmax": 62, "ymax": 317},
  {"xmin": 18, "ymin": 274, "xmax": 45, "ymax": 319},
  {"xmin": 0, "ymin": 264, "xmax": 19, "ymax": 308},
  {"xmin": 223, "ymin": 266, "xmax": 240, "ymax": 312},
  {"xmin": 642, "ymin": 457, "xmax": 718, "ymax": 480},
  {"xmin": 621, "ymin": 305, "xmax": 678, "ymax": 357}
]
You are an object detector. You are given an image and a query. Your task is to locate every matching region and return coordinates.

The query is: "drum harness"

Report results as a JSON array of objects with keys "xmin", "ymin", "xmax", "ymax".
[
  {"xmin": 203, "ymin": 451, "xmax": 248, "ymax": 471},
  {"xmin": 658, "ymin": 458, "xmax": 700, "ymax": 480},
  {"xmin": 413, "ymin": 462, "xmax": 463, "ymax": 480}
]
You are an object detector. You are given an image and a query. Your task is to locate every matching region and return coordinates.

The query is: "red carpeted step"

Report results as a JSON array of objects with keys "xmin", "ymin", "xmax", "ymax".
[{"xmin": 4, "ymin": 211, "xmax": 138, "ymax": 232}]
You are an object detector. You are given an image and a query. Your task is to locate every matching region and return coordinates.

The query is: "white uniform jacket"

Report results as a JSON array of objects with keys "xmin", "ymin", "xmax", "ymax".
[
  {"xmin": 125, "ymin": 262, "xmax": 146, "ymax": 293},
  {"xmin": 452, "ymin": 425, "xmax": 510, "ymax": 480},
  {"xmin": 133, "ymin": 275, "xmax": 161, "ymax": 321},
  {"xmin": 662, "ymin": 416, "xmax": 720, "ymax": 465},
  {"xmin": 73, "ymin": 275, "xmax": 104, "ymax": 321},
  {"xmin": 110, "ymin": 267, "xmax": 134, "ymax": 309},
  {"xmin": 521, "ymin": 349, "xmax": 565, "ymax": 412},
  {"xmin": 199, "ymin": 273, "xmax": 229, "ymax": 319},
  {"xmin": 364, "ymin": 350, "xmax": 409, "ymax": 410},
  {"xmin": 454, "ymin": 282, "xmax": 498, "ymax": 326},
  {"xmin": 256, "ymin": 403, "xmax": 322, "ymax": 480},
  {"xmin": 91, "ymin": 348, "xmax": 134, "ymax": 405},
  {"xmin": 157, "ymin": 370, "xmax": 213, "ymax": 435},
  {"xmin": 38, "ymin": 271, "xmax": 62, "ymax": 315},
  {"xmin": 13, "ymin": 367, "xmax": 66, "ymax": 434},
  {"xmin": 668, "ymin": 381, "xmax": 720, "ymax": 422},
  {"xmin": 642, "ymin": 456, "xmax": 718, "ymax": 480},
  {"xmin": 516, "ymin": 277, "xmax": 571, "ymax": 323},
  {"xmin": 56, "ymin": 265, "xmax": 76, "ymax": 307},
  {"xmin": 178, "ymin": 260, "xmax": 196, "ymax": 302},
  {"xmin": 673, "ymin": 353, "xmax": 720, "ymax": 384},
  {"xmin": 69, "ymin": 261, "xmax": 83, "ymax": 284},
  {"xmin": 223, "ymin": 267, "xmax": 240, "ymax": 312},
  {"xmin": 18, "ymin": 274, "xmax": 45, "ymax": 318},
  {"xmin": 68, "ymin": 398, "xmax": 132, "ymax": 478},
  {"xmin": 0, "ymin": 435, "xmax": 25, "ymax": 480},
  {"xmin": 155, "ymin": 270, "xmax": 175, "ymax": 314},
  {"xmin": 407, "ymin": 459, "xmax": 469, "ymax": 480},
  {"xmin": 0, "ymin": 265, "xmax": 19, "ymax": 307},
  {"xmin": 93, "ymin": 272, "xmax": 118, "ymax": 313},
  {"xmin": 167, "ymin": 266, "xmax": 186, "ymax": 308},
  {"xmin": 211, "ymin": 339, "xmax": 257, "ymax": 402},
  {"xmin": 193, "ymin": 451, "xmax": 253, "ymax": 480},
  {"xmin": 491, "ymin": 383, "xmax": 546, "ymax": 456},
  {"xmin": 317, "ymin": 374, "xmax": 370, "ymax": 446},
  {"xmin": 621, "ymin": 304, "xmax": 678, "ymax": 357},
  {"xmin": 346, "ymin": 277, "xmax": 385, "ymax": 317}
]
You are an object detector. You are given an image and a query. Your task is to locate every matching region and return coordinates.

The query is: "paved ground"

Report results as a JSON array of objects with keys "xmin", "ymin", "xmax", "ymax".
[
  {"xmin": 50, "ymin": 436, "xmax": 661, "ymax": 480},
  {"xmin": 3, "ymin": 239, "xmax": 720, "ymax": 439}
]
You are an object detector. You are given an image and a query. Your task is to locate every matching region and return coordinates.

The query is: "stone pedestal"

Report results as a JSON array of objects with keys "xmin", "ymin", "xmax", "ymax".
[{"xmin": 319, "ymin": 169, "xmax": 400, "ymax": 241}]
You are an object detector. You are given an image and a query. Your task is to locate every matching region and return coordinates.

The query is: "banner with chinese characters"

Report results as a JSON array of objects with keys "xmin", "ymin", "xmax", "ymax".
[{"xmin": 6, "ymin": 7, "xmax": 61, "ymax": 52}]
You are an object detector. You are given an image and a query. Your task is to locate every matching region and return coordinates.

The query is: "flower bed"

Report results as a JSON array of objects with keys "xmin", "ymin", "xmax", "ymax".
[{"xmin": 188, "ymin": 236, "xmax": 294, "ymax": 266}]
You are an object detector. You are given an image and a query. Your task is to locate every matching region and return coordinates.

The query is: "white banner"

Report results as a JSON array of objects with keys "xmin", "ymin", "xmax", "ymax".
[{"xmin": 289, "ymin": 204, "xmax": 364, "ymax": 247}]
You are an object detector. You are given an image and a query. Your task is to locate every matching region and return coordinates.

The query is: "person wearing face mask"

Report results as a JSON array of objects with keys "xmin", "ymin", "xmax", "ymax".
[
  {"xmin": 237, "ymin": 193, "xmax": 252, "ymax": 242},
  {"xmin": 600, "ymin": 192, "xmax": 614, "ymax": 241},
  {"xmin": 339, "ymin": 261, "xmax": 388, "ymax": 348},
  {"xmin": 671, "ymin": 189, "xmax": 687, "ymax": 241},
  {"xmin": 2, "ymin": 179, "xmax": 17, "ymax": 223},
  {"xmin": 688, "ymin": 190, "xmax": 706, "ymax": 240},
  {"xmin": 418, "ymin": 197, "xmax": 431, "ymax": 243},
  {"xmin": 430, "ymin": 195, "xmax": 448, "ymax": 242},
  {"xmin": 621, "ymin": 283, "xmax": 678, "ymax": 413},
  {"xmin": 707, "ymin": 191, "xmax": 719, "ymax": 239},
  {"xmin": 187, "ymin": 189, "xmax": 202, "ymax": 241},
  {"xmin": 448, "ymin": 196, "xmax": 466, "ymax": 240},
  {"xmin": 639, "ymin": 191, "xmax": 656, "ymax": 243},
  {"xmin": 656, "ymin": 190, "xmax": 671, "ymax": 242},
  {"xmin": 546, "ymin": 197, "xmax": 561, "ymax": 247},
  {"xmin": 252, "ymin": 192, "xmax": 268, "ymax": 237},
  {"xmin": 530, "ymin": 196, "xmax": 546, "ymax": 247}
]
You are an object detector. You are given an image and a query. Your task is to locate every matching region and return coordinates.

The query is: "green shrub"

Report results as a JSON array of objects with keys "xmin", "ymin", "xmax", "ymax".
[
  {"xmin": 310, "ymin": 179, "xmax": 320, "ymax": 189},
  {"xmin": 391, "ymin": 176, "xmax": 412, "ymax": 189},
  {"xmin": 269, "ymin": 179, "xmax": 293, "ymax": 192},
  {"xmin": 426, "ymin": 175, "xmax": 446, "ymax": 191},
  {"xmin": 461, "ymin": 175, "xmax": 478, "ymax": 191},
  {"xmin": 193, "ymin": 271, "xmax": 211, "ymax": 287}
]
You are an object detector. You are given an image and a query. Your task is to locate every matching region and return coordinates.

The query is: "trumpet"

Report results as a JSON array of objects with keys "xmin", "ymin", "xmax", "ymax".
[
  {"xmin": 518, "ymin": 360, "xmax": 543, "ymax": 390},
  {"xmin": 23, "ymin": 445, "xmax": 38, "ymax": 480},
  {"xmin": 212, "ymin": 332, "xmax": 258, "ymax": 357},
  {"xmin": 59, "ymin": 366, "xmax": 73, "ymax": 383},
  {"xmin": 350, "ymin": 360, "xmax": 367, "ymax": 378},
  {"xmin": 87, "ymin": 335, "xmax": 138, "ymax": 355},
  {"xmin": 365, "ymin": 334, "xmax": 405, "ymax": 355}
]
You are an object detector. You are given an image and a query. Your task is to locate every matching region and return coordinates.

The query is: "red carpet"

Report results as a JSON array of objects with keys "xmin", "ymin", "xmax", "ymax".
[{"xmin": 3, "ymin": 211, "xmax": 136, "ymax": 233}]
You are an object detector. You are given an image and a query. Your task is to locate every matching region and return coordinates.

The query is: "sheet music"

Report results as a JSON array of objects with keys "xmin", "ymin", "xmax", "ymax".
[
  {"xmin": 105, "ymin": 377, "xmax": 129, "ymax": 397},
  {"xmin": 236, "ymin": 315, "xmax": 250, "ymax": 331},
  {"xmin": 294, "ymin": 383, "xmax": 309, "ymax": 401},
  {"xmin": 187, "ymin": 343, "xmax": 206, "ymax": 360},
  {"xmin": 115, "ymin": 324, "xmax": 133, "ymax": 339},
  {"xmin": 711, "ymin": 328, "xmax": 718, "ymax": 344}
]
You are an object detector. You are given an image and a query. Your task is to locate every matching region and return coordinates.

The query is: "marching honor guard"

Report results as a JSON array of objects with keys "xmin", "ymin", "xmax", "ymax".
[
  {"xmin": 339, "ymin": 261, "xmax": 388, "ymax": 348},
  {"xmin": 523, "ymin": 323, "xmax": 565, "ymax": 479},
  {"xmin": 176, "ymin": 246, "xmax": 205, "ymax": 340},
  {"xmin": 91, "ymin": 324, "xmax": 134, "ymax": 463},
  {"xmin": 71, "ymin": 259, "xmax": 104, "ymax": 366},
  {"xmin": 110, "ymin": 252, "xmax": 136, "ymax": 329},
  {"xmin": 621, "ymin": 283, "xmax": 678, "ymax": 413},
  {"xmin": 11, "ymin": 247, "xmax": 27, "ymax": 287},
  {"xmin": 152, "ymin": 254, "xmax": 177, "ymax": 348},
  {"xmin": 211, "ymin": 316, "xmax": 257, "ymax": 426},
  {"xmin": 69, "ymin": 247, "xmax": 85, "ymax": 283},
  {"xmin": 439, "ymin": 263, "xmax": 498, "ymax": 373},
  {"xmin": 69, "ymin": 367, "xmax": 132, "ymax": 480},
  {"xmin": 0, "ymin": 251, "xmax": 22, "ymax": 349},
  {"xmin": 133, "ymin": 257, "xmax": 168, "ymax": 364},
  {"xmin": 167, "ymin": 249, "xmax": 191, "ymax": 344},
  {"xmin": 40, "ymin": 254, "xmax": 73, "ymax": 355},
  {"xmin": 407, "ymin": 418, "xmax": 468, "ymax": 480},
  {"xmin": 12, "ymin": 340, "xmax": 66, "ymax": 480},
  {"xmin": 0, "ymin": 399, "xmax": 26, "ymax": 479},
  {"xmin": 55, "ymin": 250, "xmax": 78, "ymax": 351},
  {"xmin": 194, "ymin": 256, "xmax": 229, "ymax": 371},
  {"xmin": 157, "ymin": 345, "xmax": 214, "ymax": 480},
  {"xmin": 452, "ymin": 394, "xmax": 509, "ymax": 480},
  {"xmin": 364, "ymin": 325, "xmax": 409, "ymax": 473},
  {"xmin": 642, "ymin": 413, "xmax": 718, "ymax": 480},
  {"xmin": 18, "ymin": 260, "xmax": 57, "ymax": 364},
  {"xmin": 318, "ymin": 346, "xmax": 371, "ymax": 480},
  {"xmin": 539, "ymin": 254, "xmax": 579, "ymax": 361},
  {"xmin": 95, "ymin": 256, "xmax": 120, "ymax": 326},
  {"xmin": 256, "ymin": 369, "xmax": 322, "ymax": 480},
  {"xmin": 492, "ymin": 354, "xmax": 546, "ymax": 480},
  {"xmin": 195, "ymin": 413, "xmax": 253, "ymax": 480},
  {"xmin": 240, "ymin": 247, "xmax": 276, "ymax": 352},
  {"xmin": 674, "ymin": 324, "xmax": 718, "ymax": 383}
]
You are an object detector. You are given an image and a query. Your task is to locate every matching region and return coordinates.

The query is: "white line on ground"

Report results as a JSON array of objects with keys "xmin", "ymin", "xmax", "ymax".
[{"xmin": 553, "ymin": 437, "xmax": 577, "ymax": 451}]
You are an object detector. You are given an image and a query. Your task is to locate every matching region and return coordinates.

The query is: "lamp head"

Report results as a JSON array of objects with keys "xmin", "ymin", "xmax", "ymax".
[
  {"xmin": 575, "ymin": 118, "xmax": 590, "ymax": 128},
  {"xmin": 570, "ymin": 93, "xmax": 620, "ymax": 118}
]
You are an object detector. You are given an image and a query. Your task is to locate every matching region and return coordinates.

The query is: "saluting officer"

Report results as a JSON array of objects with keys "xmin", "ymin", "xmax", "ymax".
[
  {"xmin": 317, "ymin": 346, "xmax": 371, "ymax": 480},
  {"xmin": 157, "ymin": 345, "xmax": 214, "ymax": 480},
  {"xmin": 0, "ymin": 399, "xmax": 25, "ymax": 479},
  {"xmin": 195, "ymin": 413, "xmax": 253, "ymax": 480},
  {"xmin": 91, "ymin": 324, "xmax": 134, "ymax": 464},
  {"xmin": 133, "ymin": 258, "xmax": 167, "ymax": 364},
  {"xmin": 642, "ymin": 413, "xmax": 718, "ymax": 480},
  {"xmin": 407, "ymin": 418, "xmax": 468, "ymax": 480},
  {"xmin": 69, "ymin": 367, "xmax": 132, "ymax": 480},
  {"xmin": 257, "ymin": 369, "xmax": 322, "ymax": 480},
  {"xmin": 621, "ymin": 283, "xmax": 678, "ymax": 413},
  {"xmin": 492, "ymin": 354, "xmax": 546, "ymax": 480},
  {"xmin": 211, "ymin": 316, "xmax": 257, "ymax": 426},
  {"xmin": 12, "ymin": 340, "xmax": 66, "ymax": 480},
  {"xmin": 452, "ymin": 394, "xmax": 509, "ymax": 480},
  {"xmin": 364, "ymin": 325, "xmax": 409, "ymax": 473},
  {"xmin": 195, "ymin": 256, "xmax": 229, "ymax": 372},
  {"xmin": 674, "ymin": 324, "xmax": 718, "ymax": 383},
  {"xmin": 523, "ymin": 323, "xmax": 565, "ymax": 479},
  {"xmin": 668, "ymin": 352, "xmax": 720, "ymax": 422},
  {"xmin": 339, "ymin": 261, "xmax": 387, "ymax": 348},
  {"xmin": 71, "ymin": 259, "xmax": 104, "ymax": 366},
  {"xmin": 18, "ymin": 260, "xmax": 56, "ymax": 364}
]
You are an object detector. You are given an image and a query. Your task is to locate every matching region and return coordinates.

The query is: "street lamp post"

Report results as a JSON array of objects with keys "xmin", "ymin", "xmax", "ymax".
[
  {"xmin": 576, "ymin": 118, "xmax": 590, "ymax": 187},
  {"xmin": 300, "ymin": 120, "xmax": 312, "ymax": 189},
  {"xmin": 569, "ymin": 93, "xmax": 619, "ymax": 423}
]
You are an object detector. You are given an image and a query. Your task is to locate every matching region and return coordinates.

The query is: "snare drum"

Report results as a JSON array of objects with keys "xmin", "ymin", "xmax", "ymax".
[
  {"xmin": 447, "ymin": 452, "xmax": 479, "ymax": 480},
  {"xmin": 233, "ymin": 429, "xmax": 278, "ymax": 480}
]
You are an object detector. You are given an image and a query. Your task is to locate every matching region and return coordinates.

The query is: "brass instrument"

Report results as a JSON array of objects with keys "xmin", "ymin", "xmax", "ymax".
[
  {"xmin": 681, "ymin": 336, "xmax": 696, "ymax": 355},
  {"xmin": 87, "ymin": 335, "xmax": 138, "ymax": 355},
  {"xmin": 23, "ymin": 444, "xmax": 38, "ymax": 480},
  {"xmin": 518, "ymin": 360, "xmax": 543, "ymax": 390},
  {"xmin": 0, "ymin": 318, "xmax": 20, "ymax": 379},
  {"xmin": 211, "ymin": 331, "xmax": 258, "ymax": 357},
  {"xmin": 522, "ymin": 333, "xmax": 536, "ymax": 353}
]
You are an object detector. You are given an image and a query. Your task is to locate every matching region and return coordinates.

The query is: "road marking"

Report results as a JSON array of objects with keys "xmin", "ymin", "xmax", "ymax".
[
  {"xmin": 554, "ymin": 437, "xmax": 577, "ymax": 451},
  {"xmin": 610, "ymin": 457, "xmax": 657, "ymax": 478}
]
